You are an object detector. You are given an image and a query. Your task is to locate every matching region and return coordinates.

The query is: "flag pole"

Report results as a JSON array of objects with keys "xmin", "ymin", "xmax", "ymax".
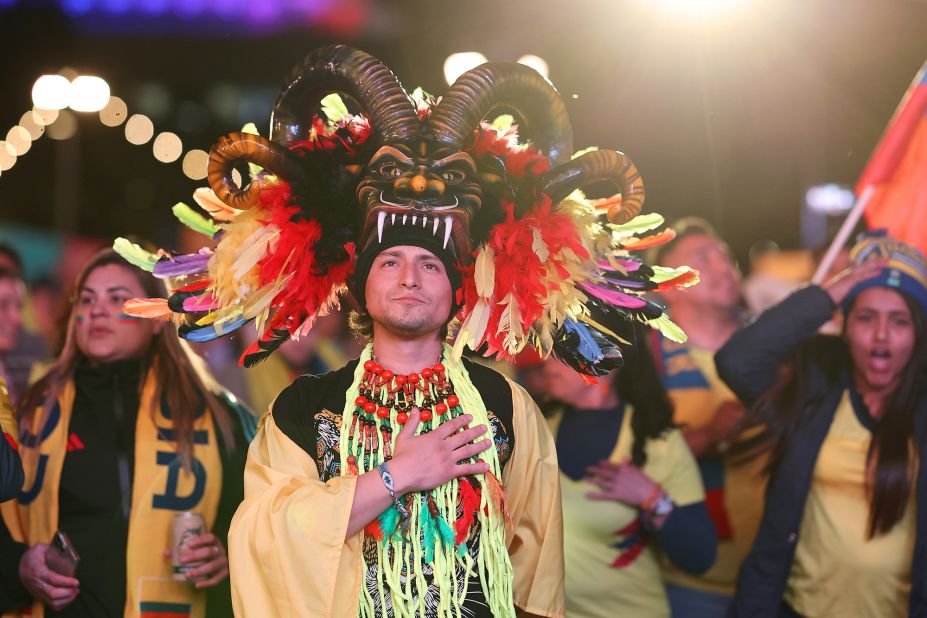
[{"xmin": 811, "ymin": 185, "xmax": 877, "ymax": 284}]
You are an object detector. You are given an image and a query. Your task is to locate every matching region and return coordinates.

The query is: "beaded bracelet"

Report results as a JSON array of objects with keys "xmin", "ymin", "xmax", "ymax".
[{"xmin": 377, "ymin": 461, "xmax": 411, "ymax": 523}]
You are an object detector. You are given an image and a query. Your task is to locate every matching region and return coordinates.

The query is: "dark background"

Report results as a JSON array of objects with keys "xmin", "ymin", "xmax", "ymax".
[{"xmin": 1, "ymin": 0, "xmax": 926, "ymax": 267}]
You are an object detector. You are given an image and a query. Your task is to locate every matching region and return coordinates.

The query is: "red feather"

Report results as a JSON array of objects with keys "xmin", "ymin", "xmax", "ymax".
[
  {"xmin": 622, "ymin": 229, "xmax": 677, "ymax": 251},
  {"xmin": 364, "ymin": 519, "xmax": 384, "ymax": 542},
  {"xmin": 253, "ymin": 182, "xmax": 355, "ymax": 341},
  {"xmin": 455, "ymin": 477, "xmax": 483, "ymax": 546},
  {"xmin": 172, "ymin": 278, "xmax": 211, "ymax": 293},
  {"xmin": 655, "ymin": 269, "xmax": 700, "ymax": 291},
  {"xmin": 483, "ymin": 471, "xmax": 509, "ymax": 523}
]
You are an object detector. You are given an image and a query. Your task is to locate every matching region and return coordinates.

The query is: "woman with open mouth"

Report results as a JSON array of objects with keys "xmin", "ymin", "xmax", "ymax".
[{"xmin": 715, "ymin": 230, "xmax": 927, "ymax": 618}]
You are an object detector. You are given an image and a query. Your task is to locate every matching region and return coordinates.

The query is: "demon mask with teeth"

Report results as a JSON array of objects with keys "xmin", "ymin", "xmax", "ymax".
[
  {"xmin": 174, "ymin": 45, "xmax": 656, "ymax": 370},
  {"xmin": 203, "ymin": 45, "xmax": 642, "ymax": 266}
]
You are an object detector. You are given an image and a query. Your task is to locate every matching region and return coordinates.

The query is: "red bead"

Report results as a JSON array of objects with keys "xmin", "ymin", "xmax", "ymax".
[
  {"xmin": 347, "ymin": 455, "xmax": 356, "ymax": 464},
  {"xmin": 395, "ymin": 375, "xmax": 407, "ymax": 386},
  {"xmin": 372, "ymin": 364, "xmax": 383, "ymax": 374},
  {"xmin": 382, "ymin": 370, "xmax": 394, "ymax": 381},
  {"xmin": 396, "ymin": 412, "xmax": 408, "ymax": 425},
  {"xmin": 419, "ymin": 409, "xmax": 432, "ymax": 422},
  {"xmin": 433, "ymin": 363, "xmax": 445, "ymax": 373},
  {"xmin": 376, "ymin": 407, "xmax": 390, "ymax": 419},
  {"xmin": 363, "ymin": 402, "xmax": 376, "ymax": 414},
  {"xmin": 355, "ymin": 396, "xmax": 367, "ymax": 407},
  {"xmin": 421, "ymin": 368, "xmax": 434, "ymax": 379},
  {"xmin": 364, "ymin": 360, "xmax": 375, "ymax": 370},
  {"xmin": 408, "ymin": 373, "xmax": 420, "ymax": 383},
  {"xmin": 447, "ymin": 395, "xmax": 459, "ymax": 408},
  {"xmin": 435, "ymin": 403, "xmax": 448, "ymax": 415}
]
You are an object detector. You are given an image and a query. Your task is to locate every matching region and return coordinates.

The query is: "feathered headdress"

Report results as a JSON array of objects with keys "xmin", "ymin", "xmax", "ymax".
[{"xmin": 115, "ymin": 45, "xmax": 697, "ymax": 375}]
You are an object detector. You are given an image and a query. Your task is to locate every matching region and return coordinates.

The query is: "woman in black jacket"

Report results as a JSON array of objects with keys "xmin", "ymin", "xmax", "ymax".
[
  {"xmin": 0, "ymin": 249, "xmax": 255, "ymax": 617},
  {"xmin": 716, "ymin": 232, "xmax": 927, "ymax": 618}
]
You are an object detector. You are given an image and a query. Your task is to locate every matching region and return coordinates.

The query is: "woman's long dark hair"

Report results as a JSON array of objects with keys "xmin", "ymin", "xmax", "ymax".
[
  {"xmin": 17, "ymin": 249, "xmax": 235, "ymax": 466},
  {"xmin": 749, "ymin": 292, "xmax": 925, "ymax": 538},
  {"xmin": 616, "ymin": 326, "xmax": 676, "ymax": 467}
]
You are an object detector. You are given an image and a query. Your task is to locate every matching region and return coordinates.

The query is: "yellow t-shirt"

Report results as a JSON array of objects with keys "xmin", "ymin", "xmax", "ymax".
[
  {"xmin": 552, "ymin": 405, "xmax": 705, "ymax": 618},
  {"xmin": 784, "ymin": 391, "xmax": 916, "ymax": 617},
  {"xmin": 661, "ymin": 342, "xmax": 768, "ymax": 595}
]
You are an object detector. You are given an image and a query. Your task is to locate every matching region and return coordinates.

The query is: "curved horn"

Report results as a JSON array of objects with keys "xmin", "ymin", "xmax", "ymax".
[
  {"xmin": 542, "ymin": 150, "xmax": 645, "ymax": 224},
  {"xmin": 271, "ymin": 45, "xmax": 419, "ymax": 147},
  {"xmin": 207, "ymin": 132, "xmax": 306, "ymax": 211},
  {"xmin": 428, "ymin": 63, "xmax": 573, "ymax": 168}
]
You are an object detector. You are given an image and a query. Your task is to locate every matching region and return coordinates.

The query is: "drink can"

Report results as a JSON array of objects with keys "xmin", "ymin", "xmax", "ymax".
[{"xmin": 172, "ymin": 511, "xmax": 206, "ymax": 582}]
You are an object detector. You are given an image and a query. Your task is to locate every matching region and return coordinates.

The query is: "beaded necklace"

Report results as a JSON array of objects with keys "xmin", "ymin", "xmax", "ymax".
[
  {"xmin": 346, "ymin": 358, "xmax": 463, "ymax": 476},
  {"xmin": 340, "ymin": 344, "xmax": 516, "ymax": 618}
]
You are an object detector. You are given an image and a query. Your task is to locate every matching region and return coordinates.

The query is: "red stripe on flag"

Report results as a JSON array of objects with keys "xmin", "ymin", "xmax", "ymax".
[{"xmin": 856, "ymin": 60, "xmax": 927, "ymax": 192}]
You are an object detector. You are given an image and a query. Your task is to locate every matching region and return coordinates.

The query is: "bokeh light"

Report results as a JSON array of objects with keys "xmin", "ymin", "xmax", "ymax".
[
  {"xmin": 443, "ymin": 52, "xmax": 488, "ymax": 86},
  {"xmin": 152, "ymin": 131, "xmax": 183, "ymax": 163},
  {"xmin": 46, "ymin": 109, "xmax": 79, "ymax": 140},
  {"xmin": 19, "ymin": 111, "xmax": 45, "ymax": 139},
  {"xmin": 0, "ymin": 143, "xmax": 16, "ymax": 171},
  {"xmin": 99, "ymin": 96, "xmax": 129, "ymax": 126},
  {"xmin": 31, "ymin": 75, "xmax": 71, "ymax": 110},
  {"xmin": 69, "ymin": 76, "xmax": 111, "ymax": 112},
  {"xmin": 516, "ymin": 55, "xmax": 549, "ymax": 79},
  {"xmin": 32, "ymin": 108, "xmax": 60, "ymax": 126},
  {"xmin": 6, "ymin": 127, "xmax": 32, "ymax": 156},
  {"xmin": 182, "ymin": 149, "xmax": 209, "ymax": 180},
  {"xmin": 125, "ymin": 114, "xmax": 155, "ymax": 145}
]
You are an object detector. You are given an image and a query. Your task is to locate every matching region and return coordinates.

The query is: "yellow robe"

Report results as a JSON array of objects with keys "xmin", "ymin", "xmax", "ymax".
[{"xmin": 228, "ymin": 377, "xmax": 564, "ymax": 618}]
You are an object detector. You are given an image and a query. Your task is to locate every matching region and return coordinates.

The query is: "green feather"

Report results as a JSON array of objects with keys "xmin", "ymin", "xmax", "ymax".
[
  {"xmin": 241, "ymin": 123, "xmax": 264, "ymax": 178},
  {"xmin": 379, "ymin": 505, "xmax": 401, "ymax": 542},
  {"xmin": 491, "ymin": 114, "xmax": 514, "ymax": 132},
  {"xmin": 648, "ymin": 314, "xmax": 687, "ymax": 344},
  {"xmin": 651, "ymin": 265, "xmax": 695, "ymax": 283},
  {"xmin": 609, "ymin": 212, "xmax": 664, "ymax": 235},
  {"xmin": 422, "ymin": 506, "xmax": 438, "ymax": 563},
  {"xmin": 321, "ymin": 93, "xmax": 349, "ymax": 123},
  {"xmin": 172, "ymin": 202, "xmax": 220, "ymax": 238},
  {"xmin": 112, "ymin": 237, "xmax": 158, "ymax": 272}
]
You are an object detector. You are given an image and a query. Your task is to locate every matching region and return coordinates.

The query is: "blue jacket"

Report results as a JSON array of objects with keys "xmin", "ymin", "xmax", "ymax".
[{"xmin": 715, "ymin": 285, "xmax": 927, "ymax": 617}]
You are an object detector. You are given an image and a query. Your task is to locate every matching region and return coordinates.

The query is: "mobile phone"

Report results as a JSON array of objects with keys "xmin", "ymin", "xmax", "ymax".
[{"xmin": 46, "ymin": 530, "xmax": 79, "ymax": 577}]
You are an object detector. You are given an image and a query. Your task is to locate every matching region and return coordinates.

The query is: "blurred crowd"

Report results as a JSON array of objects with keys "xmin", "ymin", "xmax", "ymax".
[{"xmin": 1, "ymin": 215, "xmax": 923, "ymax": 618}]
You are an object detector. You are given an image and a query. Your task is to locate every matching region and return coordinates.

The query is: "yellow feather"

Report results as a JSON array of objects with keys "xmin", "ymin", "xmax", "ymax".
[
  {"xmin": 192, "ymin": 187, "xmax": 241, "ymax": 221},
  {"xmin": 531, "ymin": 227, "xmax": 550, "ymax": 262},
  {"xmin": 474, "ymin": 246, "xmax": 495, "ymax": 298},
  {"xmin": 465, "ymin": 298, "xmax": 492, "ymax": 349}
]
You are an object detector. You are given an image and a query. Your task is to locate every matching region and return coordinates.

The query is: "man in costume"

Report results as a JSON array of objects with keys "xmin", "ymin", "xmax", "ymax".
[{"xmin": 116, "ymin": 45, "xmax": 698, "ymax": 617}]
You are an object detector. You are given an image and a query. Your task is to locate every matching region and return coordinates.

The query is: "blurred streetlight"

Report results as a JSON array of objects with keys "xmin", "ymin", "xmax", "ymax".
[
  {"xmin": 444, "ymin": 52, "xmax": 489, "ymax": 86},
  {"xmin": 517, "ymin": 55, "xmax": 549, "ymax": 79},
  {"xmin": 68, "ymin": 76, "xmax": 111, "ymax": 112},
  {"xmin": 32, "ymin": 74, "xmax": 111, "ymax": 113},
  {"xmin": 656, "ymin": 0, "xmax": 747, "ymax": 16},
  {"xmin": 31, "ymin": 75, "xmax": 71, "ymax": 110}
]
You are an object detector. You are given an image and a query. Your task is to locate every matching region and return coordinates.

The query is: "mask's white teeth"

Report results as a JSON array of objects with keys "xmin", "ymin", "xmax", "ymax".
[
  {"xmin": 412, "ymin": 215, "xmax": 417, "ymax": 226},
  {"xmin": 377, "ymin": 211, "xmax": 386, "ymax": 243},
  {"xmin": 443, "ymin": 216, "xmax": 453, "ymax": 249},
  {"xmin": 391, "ymin": 213, "xmax": 396, "ymax": 225},
  {"xmin": 422, "ymin": 216, "xmax": 428, "ymax": 228},
  {"xmin": 433, "ymin": 217, "xmax": 440, "ymax": 235},
  {"xmin": 402, "ymin": 215, "xmax": 407, "ymax": 225}
]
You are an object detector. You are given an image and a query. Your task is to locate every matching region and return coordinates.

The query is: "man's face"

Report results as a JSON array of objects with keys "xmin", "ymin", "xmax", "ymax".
[
  {"xmin": 364, "ymin": 245, "xmax": 452, "ymax": 339},
  {"xmin": 661, "ymin": 233, "xmax": 742, "ymax": 310},
  {"xmin": 0, "ymin": 278, "xmax": 23, "ymax": 354}
]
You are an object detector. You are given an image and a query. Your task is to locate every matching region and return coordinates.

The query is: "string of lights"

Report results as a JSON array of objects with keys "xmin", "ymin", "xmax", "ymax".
[{"xmin": 0, "ymin": 71, "xmax": 219, "ymax": 183}]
